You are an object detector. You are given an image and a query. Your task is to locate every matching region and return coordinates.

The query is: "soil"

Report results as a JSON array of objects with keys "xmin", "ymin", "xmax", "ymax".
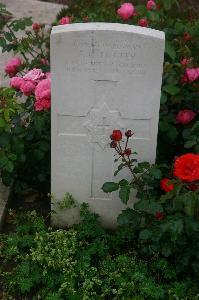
[{"xmin": 2, "ymin": 190, "xmax": 50, "ymax": 233}]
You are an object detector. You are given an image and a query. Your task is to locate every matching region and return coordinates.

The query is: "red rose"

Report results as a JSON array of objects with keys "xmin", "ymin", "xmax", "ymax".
[
  {"xmin": 124, "ymin": 148, "xmax": 132, "ymax": 156},
  {"xmin": 176, "ymin": 109, "xmax": 196, "ymax": 124},
  {"xmin": 174, "ymin": 153, "xmax": 199, "ymax": 182},
  {"xmin": 138, "ymin": 18, "xmax": 149, "ymax": 27},
  {"xmin": 160, "ymin": 178, "xmax": 174, "ymax": 193},
  {"xmin": 183, "ymin": 32, "xmax": 192, "ymax": 41},
  {"xmin": 155, "ymin": 212, "xmax": 164, "ymax": 221},
  {"xmin": 110, "ymin": 130, "xmax": 122, "ymax": 142},
  {"xmin": 125, "ymin": 130, "xmax": 133, "ymax": 138},
  {"xmin": 180, "ymin": 58, "xmax": 189, "ymax": 66},
  {"xmin": 32, "ymin": 23, "xmax": 41, "ymax": 31}
]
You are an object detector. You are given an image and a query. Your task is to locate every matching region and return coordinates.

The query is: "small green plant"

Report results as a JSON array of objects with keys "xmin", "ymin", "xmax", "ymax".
[{"xmin": 1, "ymin": 208, "xmax": 199, "ymax": 299}]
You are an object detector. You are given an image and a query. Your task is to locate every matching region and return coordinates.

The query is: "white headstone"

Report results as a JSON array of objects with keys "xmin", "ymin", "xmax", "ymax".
[{"xmin": 51, "ymin": 23, "xmax": 165, "ymax": 228}]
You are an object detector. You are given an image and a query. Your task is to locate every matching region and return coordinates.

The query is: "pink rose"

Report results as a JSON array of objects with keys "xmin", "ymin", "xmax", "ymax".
[
  {"xmin": 59, "ymin": 16, "xmax": 71, "ymax": 25},
  {"xmin": 32, "ymin": 23, "xmax": 41, "ymax": 31},
  {"xmin": 35, "ymin": 99, "xmax": 51, "ymax": 111},
  {"xmin": 35, "ymin": 79, "xmax": 51, "ymax": 101},
  {"xmin": 23, "ymin": 68, "xmax": 45, "ymax": 83},
  {"xmin": 146, "ymin": 0, "xmax": 156, "ymax": 10},
  {"xmin": 176, "ymin": 109, "xmax": 196, "ymax": 124},
  {"xmin": 10, "ymin": 77, "xmax": 24, "ymax": 90},
  {"xmin": 5, "ymin": 57, "xmax": 22, "ymax": 77},
  {"xmin": 20, "ymin": 80, "xmax": 35, "ymax": 96},
  {"xmin": 138, "ymin": 18, "xmax": 149, "ymax": 27},
  {"xmin": 117, "ymin": 3, "xmax": 135, "ymax": 21},
  {"xmin": 185, "ymin": 68, "xmax": 199, "ymax": 82}
]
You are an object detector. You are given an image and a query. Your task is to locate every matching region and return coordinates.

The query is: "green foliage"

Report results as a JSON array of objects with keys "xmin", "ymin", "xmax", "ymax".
[
  {"xmin": 1, "ymin": 208, "xmax": 199, "ymax": 299},
  {"xmin": 0, "ymin": 87, "xmax": 50, "ymax": 191}
]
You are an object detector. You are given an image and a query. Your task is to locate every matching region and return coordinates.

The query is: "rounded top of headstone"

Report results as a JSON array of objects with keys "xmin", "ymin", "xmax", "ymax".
[{"xmin": 51, "ymin": 22, "xmax": 165, "ymax": 40}]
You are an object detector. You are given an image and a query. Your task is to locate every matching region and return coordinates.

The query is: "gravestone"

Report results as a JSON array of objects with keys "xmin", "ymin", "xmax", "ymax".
[{"xmin": 51, "ymin": 23, "xmax": 165, "ymax": 228}]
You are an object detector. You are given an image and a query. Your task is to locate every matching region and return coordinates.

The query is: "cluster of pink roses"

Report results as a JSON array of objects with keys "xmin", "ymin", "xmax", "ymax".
[
  {"xmin": 117, "ymin": 1, "xmax": 157, "ymax": 27},
  {"xmin": 6, "ymin": 58, "xmax": 51, "ymax": 111}
]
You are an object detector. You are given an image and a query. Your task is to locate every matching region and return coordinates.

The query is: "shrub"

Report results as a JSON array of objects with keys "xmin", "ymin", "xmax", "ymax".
[{"xmin": 1, "ymin": 207, "xmax": 199, "ymax": 299}]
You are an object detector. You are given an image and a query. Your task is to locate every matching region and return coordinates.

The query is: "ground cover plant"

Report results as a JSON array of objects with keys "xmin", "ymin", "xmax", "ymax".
[{"xmin": 0, "ymin": 0, "xmax": 199, "ymax": 298}]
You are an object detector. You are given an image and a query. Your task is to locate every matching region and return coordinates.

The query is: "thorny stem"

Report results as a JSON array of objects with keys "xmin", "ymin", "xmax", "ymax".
[{"xmin": 116, "ymin": 141, "xmax": 139, "ymax": 183}]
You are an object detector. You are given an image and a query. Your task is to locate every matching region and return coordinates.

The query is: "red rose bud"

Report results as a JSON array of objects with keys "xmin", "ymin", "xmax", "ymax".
[
  {"xmin": 138, "ymin": 18, "xmax": 149, "ymax": 27},
  {"xmin": 110, "ymin": 141, "xmax": 117, "ymax": 148},
  {"xmin": 32, "ymin": 23, "xmax": 41, "ymax": 31},
  {"xmin": 124, "ymin": 148, "xmax": 132, "ymax": 156},
  {"xmin": 180, "ymin": 58, "xmax": 189, "ymax": 66},
  {"xmin": 176, "ymin": 109, "xmax": 196, "ymax": 124},
  {"xmin": 125, "ymin": 130, "xmax": 133, "ymax": 138},
  {"xmin": 160, "ymin": 178, "xmax": 174, "ymax": 193},
  {"xmin": 110, "ymin": 130, "xmax": 122, "ymax": 142},
  {"xmin": 183, "ymin": 32, "xmax": 192, "ymax": 41},
  {"xmin": 155, "ymin": 212, "xmax": 164, "ymax": 221}
]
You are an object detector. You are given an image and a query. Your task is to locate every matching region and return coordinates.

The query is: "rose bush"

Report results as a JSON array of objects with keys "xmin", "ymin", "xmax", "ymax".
[
  {"xmin": 0, "ymin": 9, "xmax": 51, "ymax": 192},
  {"xmin": 102, "ymin": 130, "xmax": 199, "ymax": 277}
]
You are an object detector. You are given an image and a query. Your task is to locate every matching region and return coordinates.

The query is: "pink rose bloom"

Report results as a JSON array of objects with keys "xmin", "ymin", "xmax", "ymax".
[
  {"xmin": 23, "ymin": 68, "xmax": 45, "ymax": 83},
  {"xmin": 59, "ymin": 16, "xmax": 71, "ymax": 25},
  {"xmin": 45, "ymin": 72, "xmax": 51, "ymax": 79},
  {"xmin": 20, "ymin": 80, "xmax": 35, "ymax": 96},
  {"xmin": 35, "ymin": 79, "xmax": 51, "ymax": 101},
  {"xmin": 117, "ymin": 3, "xmax": 135, "ymax": 20},
  {"xmin": 5, "ymin": 57, "xmax": 22, "ymax": 77},
  {"xmin": 185, "ymin": 68, "xmax": 199, "ymax": 82},
  {"xmin": 176, "ymin": 109, "xmax": 196, "ymax": 124},
  {"xmin": 138, "ymin": 18, "xmax": 149, "ymax": 27},
  {"xmin": 35, "ymin": 99, "xmax": 51, "ymax": 111},
  {"xmin": 10, "ymin": 77, "xmax": 24, "ymax": 90},
  {"xmin": 146, "ymin": 0, "xmax": 156, "ymax": 10}
]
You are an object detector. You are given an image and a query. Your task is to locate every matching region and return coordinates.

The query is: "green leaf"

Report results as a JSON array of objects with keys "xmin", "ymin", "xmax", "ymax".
[
  {"xmin": 4, "ymin": 32, "xmax": 13, "ymax": 42},
  {"xmin": 149, "ymin": 167, "xmax": 162, "ymax": 179},
  {"xmin": 102, "ymin": 182, "xmax": 119, "ymax": 193},
  {"xmin": 160, "ymin": 92, "xmax": 167, "ymax": 104},
  {"xmin": 139, "ymin": 229, "xmax": 153, "ymax": 240},
  {"xmin": 147, "ymin": 11, "xmax": 160, "ymax": 22},
  {"xmin": 184, "ymin": 140, "xmax": 197, "ymax": 149},
  {"xmin": 163, "ymin": 84, "xmax": 180, "ymax": 95},
  {"xmin": 117, "ymin": 208, "xmax": 140, "ymax": 226},
  {"xmin": 167, "ymin": 126, "xmax": 178, "ymax": 141},
  {"xmin": 0, "ymin": 37, "xmax": 6, "ymax": 47},
  {"xmin": 165, "ymin": 41, "xmax": 176, "ymax": 60},
  {"xmin": 119, "ymin": 185, "xmax": 131, "ymax": 205},
  {"xmin": 163, "ymin": 0, "xmax": 173, "ymax": 10},
  {"xmin": 119, "ymin": 179, "xmax": 129, "ymax": 186}
]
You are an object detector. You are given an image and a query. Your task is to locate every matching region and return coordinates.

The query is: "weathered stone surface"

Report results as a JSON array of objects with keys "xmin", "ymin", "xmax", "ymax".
[{"xmin": 51, "ymin": 23, "xmax": 165, "ymax": 228}]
